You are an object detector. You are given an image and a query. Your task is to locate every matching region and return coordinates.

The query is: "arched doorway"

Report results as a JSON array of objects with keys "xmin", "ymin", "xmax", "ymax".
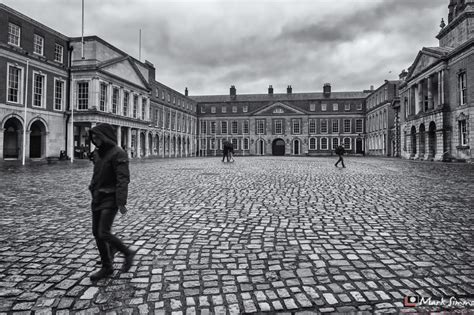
[
  {"xmin": 30, "ymin": 120, "xmax": 46, "ymax": 158},
  {"xmin": 419, "ymin": 124, "xmax": 425, "ymax": 158},
  {"xmin": 356, "ymin": 138, "xmax": 363, "ymax": 154},
  {"xmin": 410, "ymin": 126, "xmax": 417, "ymax": 157},
  {"xmin": 3, "ymin": 117, "xmax": 22, "ymax": 159},
  {"xmin": 428, "ymin": 122, "xmax": 436, "ymax": 159},
  {"xmin": 140, "ymin": 132, "xmax": 146, "ymax": 157},
  {"xmin": 293, "ymin": 139, "xmax": 300, "ymax": 155},
  {"xmin": 272, "ymin": 138, "xmax": 285, "ymax": 156},
  {"xmin": 257, "ymin": 139, "xmax": 265, "ymax": 155}
]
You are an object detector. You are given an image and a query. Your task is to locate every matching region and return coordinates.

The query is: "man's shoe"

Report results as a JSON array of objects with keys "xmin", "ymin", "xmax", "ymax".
[
  {"xmin": 121, "ymin": 250, "xmax": 136, "ymax": 272},
  {"xmin": 90, "ymin": 268, "xmax": 113, "ymax": 281}
]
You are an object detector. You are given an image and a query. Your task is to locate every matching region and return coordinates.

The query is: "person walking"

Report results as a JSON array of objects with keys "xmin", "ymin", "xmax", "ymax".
[
  {"xmin": 88, "ymin": 123, "xmax": 135, "ymax": 281},
  {"xmin": 222, "ymin": 141, "xmax": 233, "ymax": 162},
  {"xmin": 335, "ymin": 144, "xmax": 346, "ymax": 168}
]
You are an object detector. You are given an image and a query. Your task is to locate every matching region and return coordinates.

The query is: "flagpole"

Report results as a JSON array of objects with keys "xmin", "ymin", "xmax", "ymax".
[
  {"xmin": 22, "ymin": 59, "xmax": 29, "ymax": 166},
  {"xmin": 81, "ymin": 0, "xmax": 84, "ymax": 59}
]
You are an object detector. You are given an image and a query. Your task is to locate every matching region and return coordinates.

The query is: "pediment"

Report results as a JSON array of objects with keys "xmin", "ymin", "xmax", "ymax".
[
  {"xmin": 101, "ymin": 59, "xmax": 147, "ymax": 89},
  {"xmin": 407, "ymin": 49, "xmax": 443, "ymax": 80},
  {"xmin": 253, "ymin": 102, "xmax": 305, "ymax": 116}
]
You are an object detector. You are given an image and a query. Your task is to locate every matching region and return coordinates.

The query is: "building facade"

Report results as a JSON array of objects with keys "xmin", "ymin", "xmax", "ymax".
[
  {"xmin": 191, "ymin": 84, "xmax": 369, "ymax": 156},
  {"xmin": 366, "ymin": 81, "xmax": 400, "ymax": 156},
  {"xmin": 399, "ymin": 0, "xmax": 474, "ymax": 162}
]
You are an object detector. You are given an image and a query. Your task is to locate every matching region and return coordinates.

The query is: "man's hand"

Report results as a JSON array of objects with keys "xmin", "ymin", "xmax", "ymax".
[{"xmin": 119, "ymin": 205, "xmax": 128, "ymax": 215}]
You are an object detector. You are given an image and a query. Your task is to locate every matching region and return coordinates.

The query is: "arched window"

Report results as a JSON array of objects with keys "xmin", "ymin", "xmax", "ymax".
[{"xmin": 309, "ymin": 137, "xmax": 317, "ymax": 150}]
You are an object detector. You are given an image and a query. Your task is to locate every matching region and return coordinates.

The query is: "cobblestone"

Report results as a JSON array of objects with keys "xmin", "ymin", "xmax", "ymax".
[{"xmin": 0, "ymin": 157, "xmax": 473, "ymax": 313}]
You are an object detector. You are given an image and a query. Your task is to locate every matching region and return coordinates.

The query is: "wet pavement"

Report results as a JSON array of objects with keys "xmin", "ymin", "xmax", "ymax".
[{"xmin": 0, "ymin": 156, "xmax": 473, "ymax": 314}]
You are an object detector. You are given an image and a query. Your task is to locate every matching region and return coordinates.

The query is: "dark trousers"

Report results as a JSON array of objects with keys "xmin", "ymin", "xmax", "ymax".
[
  {"xmin": 222, "ymin": 151, "xmax": 229, "ymax": 162},
  {"xmin": 335, "ymin": 154, "xmax": 345, "ymax": 167},
  {"xmin": 92, "ymin": 208, "xmax": 129, "ymax": 269}
]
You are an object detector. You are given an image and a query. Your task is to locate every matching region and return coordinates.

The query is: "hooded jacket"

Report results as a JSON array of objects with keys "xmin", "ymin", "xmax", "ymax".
[{"xmin": 88, "ymin": 123, "xmax": 130, "ymax": 211}]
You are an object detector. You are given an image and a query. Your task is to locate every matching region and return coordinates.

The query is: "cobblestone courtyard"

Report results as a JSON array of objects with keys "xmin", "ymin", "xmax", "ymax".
[{"xmin": 0, "ymin": 156, "xmax": 473, "ymax": 314}]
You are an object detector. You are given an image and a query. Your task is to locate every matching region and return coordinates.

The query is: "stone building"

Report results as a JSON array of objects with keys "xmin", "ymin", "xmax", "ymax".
[
  {"xmin": 366, "ymin": 80, "xmax": 400, "ymax": 156},
  {"xmin": 191, "ymin": 84, "xmax": 370, "ymax": 156},
  {"xmin": 399, "ymin": 0, "xmax": 474, "ymax": 162}
]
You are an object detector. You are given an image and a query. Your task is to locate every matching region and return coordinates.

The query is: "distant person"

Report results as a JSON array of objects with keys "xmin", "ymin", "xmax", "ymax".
[
  {"xmin": 88, "ymin": 123, "xmax": 136, "ymax": 281},
  {"xmin": 222, "ymin": 141, "xmax": 234, "ymax": 162},
  {"xmin": 335, "ymin": 145, "xmax": 346, "ymax": 168}
]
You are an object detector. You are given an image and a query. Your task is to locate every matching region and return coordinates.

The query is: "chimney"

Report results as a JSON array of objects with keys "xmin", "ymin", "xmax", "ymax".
[
  {"xmin": 370, "ymin": 85, "xmax": 374, "ymax": 91},
  {"xmin": 399, "ymin": 69, "xmax": 408, "ymax": 80},
  {"xmin": 185, "ymin": 87, "xmax": 188, "ymax": 96},
  {"xmin": 230, "ymin": 85, "xmax": 236, "ymax": 98},
  {"xmin": 323, "ymin": 83, "xmax": 331, "ymax": 97},
  {"xmin": 268, "ymin": 85, "xmax": 273, "ymax": 95},
  {"xmin": 287, "ymin": 85, "xmax": 292, "ymax": 94},
  {"xmin": 145, "ymin": 60, "xmax": 156, "ymax": 82}
]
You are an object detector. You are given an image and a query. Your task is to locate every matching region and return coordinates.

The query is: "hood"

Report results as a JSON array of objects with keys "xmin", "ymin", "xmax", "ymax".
[{"xmin": 89, "ymin": 123, "xmax": 117, "ymax": 148}]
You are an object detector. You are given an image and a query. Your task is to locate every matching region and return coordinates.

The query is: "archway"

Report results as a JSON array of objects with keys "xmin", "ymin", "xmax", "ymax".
[
  {"xmin": 272, "ymin": 138, "xmax": 285, "ymax": 156},
  {"xmin": 428, "ymin": 122, "xmax": 437, "ymax": 159},
  {"xmin": 419, "ymin": 124, "xmax": 426, "ymax": 158},
  {"xmin": 3, "ymin": 117, "xmax": 22, "ymax": 159},
  {"xmin": 410, "ymin": 126, "xmax": 417, "ymax": 157},
  {"xmin": 257, "ymin": 139, "xmax": 265, "ymax": 155},
  {"xmin": 356, "ymin": 138, "xmax": 363, "ymax": 154},
  {"xmin": 140, "ymin": 132, "xmax": 146, "ymax": 157},
  {"xmin": 293, "ymin": 139, "xmax": 300, "ymax": 155},
  {"xmin": 30, "ymin": 120, "xmax": 46, "ymax": 158}
]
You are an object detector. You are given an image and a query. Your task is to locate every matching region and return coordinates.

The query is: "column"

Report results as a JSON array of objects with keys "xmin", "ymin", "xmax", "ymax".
[
  {"xmin": 440, "ymin": 69, "xmax": 445, "ymax": 105},
  {"xmin": 127, "ymin": 127, "xmax": 132, "ymax": 158},
  {"xmin": 417, "ymin": 81, "xmax": 423, "ymax": 114},
  {"xmin": 117, "ymin": 126, "xmax": 122, "ymax": 148},
  {"xmin": 0, "ymin": 128, "xmax": 4, "ymax": 159},
  {"xmin": 136, "ymin": 129, "xmax": 141, "ymax": 158},
  {"xmin": 91, "ymin": 77, "xmax": 100, "ymax": 110},
  {"xmin": 145, "ymin": 130, "xmax": 150, "ymax": 157},
  {"xmin": 427, "ymin": 76, "xmax": 433, "ymax": 109},
  {"xmin": 438, "ymin": 71, "xmax": 442, "ymax": 107},
  {"xmin": 90, "ymin": 122, "xmax": 97, "ymax": 151}
]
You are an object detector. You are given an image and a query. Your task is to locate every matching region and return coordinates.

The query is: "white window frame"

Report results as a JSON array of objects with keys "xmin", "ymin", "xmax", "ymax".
[
  {"xmin": 54, "ymin": 78, "xmax": 65, "ymax": 111},
  {"xmin": 257, "ymin": 119, "xmax": 265, "ymax": 135},
  {"xmin": 357, "ymin": 103, "xmax": 363, "ymax": 110},
  {"xmin": 112, "ymin": 87, "xmax": 119, "ymax": 114},
  {"xmin": 33, "ymin": 34, "xmax": 44, "ymax": 56},
  {"xmin": 54, "ymin": 44, "xmax": 64, "ymax": 63},
  {"xmin": 333, "ymin": 103, "xmax": 338, "ymax": 111},
  {"xmin": 77, "ymin": 81, "xmax": 89, "ymax": 110},
  {"xmin": 310, "ymin": 103, "xmax": 316, "ymax": 111},
  {"xmin": 231, "ymin": 121, "xmax": 238, "ymax": 134},
  {"xmin": 231, "ymin": 138, "xmax": 238, "ymax": 150},
  {"xmin": 232, "ymin": 106, "xmax": 237, "ymax": 113},
  {"xmin": 133, "ymin": 95, "xmax": 138, "ymax": 118},
  {"xmin": 221, "ymin": 121, "xmax": 228, "ymax": 134},
  {"xmin": 243, "ymin": 138, "xmax": 249, "ymax": 150},
  {"xmin": 123, "ymin": 91, "xmax": 129, "ymax": 116},
  {"xmin": 332, "ymin": 137, "xmax": 339, "ymax": 150},
  {"xmin": 459, "ymin": 120, "xmax": 468, "ymax": 146},
  {"xmin": 343, "ymin": 137, "xmax": 351, "ymax": 150},
  {"xmin": 32, "ymin": 71, "xmax": 46, "ymax": 108},
  {"xmin": 201, "ymin": 106, "xmax": 205, "ymax": 113},
  {"xmin": 6, "ymin": 63, "xmax": 24, "ymax": 104},
  {"xmin": 243, "ymin": 105, "xmax": 248, "ymax": 113},
  {"xmin": 222, "ymin": 106, "xmax": 227, "ymax": 113},
  {"xmin": 332, "ymin": 119, "xmax": 339, "ymax": 133},
  {"xmin": 275, "ymin": 119, "xmax": 283, "ymax": 134},
  {"xmin": 211, "ymin": 106, "xmax": 216, "ymax": 113},
  {"xmin": 321, "ymin": 119, "xmax": 328, "ymax": 133},
  {"xmin": 459, "ymin": 72, "xmax": 467, "ymax": 106},
  {"xmin": 200, "ymin": 120, "xmax": 207, "ymax": 134},
  {"xmin": 243, "ymin": 120, "xmax": 249, "ymax": 134},
  {"xmin": 309, "ymin": 119, "xmax": 316, "ymax": 134},
  {"xmin": 321, "ymin": 103, "xmax": 327, "ymax": 111},
  {"xmin": 99, "ymin": 82, "xmax": 108, "ymax": 112},
  {"xmin": 210, "ymin": 121, "xmax": 216, "ymax": 134},
  {"xmin": 8, "ymin": 23, "xmax": 21, "ymax": 47},
  {"xmin": 321, "ymin": 137, "xmax": 328, "ymax": 150},
  {"xmin": 345, "ymin": 104, "xmax": 350, "ymax": 111},
  {"xmin": 292, "ymin": 119, "xmax": 301, "ymax": 134},
  {"xmin": 309, "ymin": 137, "xmax": 317, "ymax": 150},
  {"xmin": 356, "ymin": 119, "xmax": 363, "ymax": 133},
  {"xmin": 343, "ymin": 119, "xmax": 351, "ymax": 133}
]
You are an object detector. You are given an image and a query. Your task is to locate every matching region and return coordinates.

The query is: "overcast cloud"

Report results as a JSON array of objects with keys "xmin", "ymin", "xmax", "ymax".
[{"xmin": 2, "ymin": 0, "xmax": 447, "ymax": 95}]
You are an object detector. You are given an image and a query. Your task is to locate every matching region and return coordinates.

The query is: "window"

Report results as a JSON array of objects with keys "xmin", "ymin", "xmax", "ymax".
[
  {"xmin": 321, "ymin": 119, "xmax": 328, "ymax": 133},
  {"xmin": 54, "ymin": 44, "xmax": 64, "ymax": 63},
  {"xmin": 257, "ymin": 119, "xmax": 265, "ymax": 134},
  {"xmin": 321, "ymin": 138, "xmax": 328, "ymax": 150},
  {"xmin": 343, "ymin": 137, "xmax": 351, "ymax": 149},
  {"xmin": 243, "ymin": 120, "xmax": 249, "ymax": 134},
  {"xmin": 275, "ymin": 119, "xmax": 283, "ymax": 134},
  {"xmin": 459, "ymin": 120, "xmax": 468, "ymax": 146},
  {"xmin": 243, "ymin": 138, "xmax": 249, "ymax": 150},
  {"xmin": 231, "ymin": 121, "xmax": 238, "ymax": 134},
  {"xmin": 33, "ymin": 73, "xmax": 45, "ymax": 107},
  {"xmin": 54, "ymin": 79, "xmax": 64, "ymax": 110},
  {"xmin": 332, "ymin": 120, "xmax": 339, "ymax": 133},
  {"xmin": 167, "ymin": 93, "xmax": 171, "ymax": 102},
  {"xmin": 210, "ymin": 138, "xmax": 216, "ymax": 150},
  {"xmin": 200, "ymin": 121, "xmax": 207, "ymax": 134},
  {"xmin": 8, "ymin": 23, "xmax": 21, "ymax": 46},
  {"xmin": 155, "ymin": 88, "xmax": 159, "ymax": 98},
  {"xmin": 357, "ymin": 103, "xmax": 363, "ymax": 111},
  {"xmin": 142, "ymin": 98, "xmax": 146, "ymax": 120},
  {"xmin": 243, "ymin": 105, "xmax": 248, "ymax": 113},
  {"xmin": 356, "ymin": 119, "xmax": 363, "ymax": 133},
  {"xmin": 232, "ymin": 106, "xmax": 237, "ymax": 113},
  {"xmin": 173, "ymin": 96, "xmax": 176, "ymax": 104},
  {"xmin": 210, "ymin": 121, "xmax": 216, "ymax": 134},
  {"xmin": 211, "ymin": 106, "xmax": 216, "ymax": 113},
  {"xmin": 332, "ymin": 138, "xmax": 339, "ymax": 149},
  {"xmin": 459, "ymin": 71, "xmax": 467, "ymax": 106},
  {"xmin": 123, "ymin": 91, "xmax": 129, "ymax": 116},
  {"xmin": 292, "ymin": 119, "xmax": 301, "ymax": 134},
  {"xmin": 309, "ymin": 137, "xmax": 317, "ymax": 150},
  {"xmin": 78, "ymin": 82, "xmax": 89, "ymax": 110},
  {"xmin": 231, "ymin": 138, "xmax": 238, "ymax": 150},
  {"xmin": 309, "ymin": 119, "xmax": 316, "ymax": 134},
  {"xmin": 99, "ymin": 83, "xmax": 107, "ymax": 111},
  {"xmin": 221, "ymin": 121, "xmax": 228, "ymax": 134},
  {"xmin": 344, "ymin": 119, "xmax": 351, "ymax": 133},
  {"xmin": 321, "ymin": 104, "xmax": 327, "ymax": 111},
  {"xmin": 7, "ymin": 64, "xmax": 22, "ymax": 103},
  {"xmin": 133, "ymin": 95, "xmax": 138, "ymax": 118},
  {"xmin": 112, "ymin": 88, "xmax": 119, "ymax": 114},
  {"xmin": 201, "ymin": 106, "xmax": 205, "ymax": 113},
  {"xmin": 345, "ymin": 104, "xmax": 350, "ymax": 111},
  {"xmin": 162, "ymin": 91, "xmax": 165, "ymax": 100},
  {"xmin": 222, "ymin": 106, "xmax": 227, "ymax": 113},
  {"xmin": 178, "ymin": 99, "xmax": 181, "ymax": 106},
  {"xmin": 310, "ymin": 103, "xmax": 316, "ymax": 111},
  {"xmin": 33, "ymin": 34, "xmax": 44, "ymax": 55},
  {"xmin": 333, "ymin": 103, "xmax": 338, "ymax": 111}
]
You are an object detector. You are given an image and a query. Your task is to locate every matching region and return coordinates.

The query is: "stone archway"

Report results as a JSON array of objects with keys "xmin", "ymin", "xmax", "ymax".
[
  {"xmin": 411, "ymin": 126, "xmax": 417, "ymax": 157},
  {"xmin": 419, "ymin": 123, "xmax": 426, "ymax": 158},
  {"xmin": 272, "ymin": 138, "xmax": 285, "ymax": 156},
  {"xmin": 293, "ymin": 139, "xmax": 300, "ymax": 155},
  {"xmin": 428, "ymin": 121, "xmax": 437, "ymax": 159},
  {"xmin": 3, "ymin": 117, "xmax": 22, "ymax": 159},
  {"xmin": 257, "ymin": 139, "xmax": 265, "ymax": 155},
  {"xmin": 30, "ymin": 120, "xmax": 46, "ymax": 158}
]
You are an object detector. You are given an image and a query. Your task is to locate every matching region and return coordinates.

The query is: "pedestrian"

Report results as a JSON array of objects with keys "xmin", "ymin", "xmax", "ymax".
[
  {"xmin": 334, "ymin": 144, "xmax": 346, "ymax": 168},
  {"xmin": 88, "ymin": 123, "xmax": 136, "ymax": 281},
  {"xmin": 222, "ymin": 141, "xmax": 231, "ymax": 162}
]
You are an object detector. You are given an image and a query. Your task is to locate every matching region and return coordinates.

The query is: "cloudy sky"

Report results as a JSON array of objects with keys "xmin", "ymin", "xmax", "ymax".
[{"xmin": 3, "ymin": 0, "xmax": 447, "ymax": 95}]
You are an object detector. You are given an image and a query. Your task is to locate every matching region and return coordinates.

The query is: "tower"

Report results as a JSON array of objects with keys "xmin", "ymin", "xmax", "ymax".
[{"xmin": 437, "ymin": 0, "xmax": 474, "ymax": 48}]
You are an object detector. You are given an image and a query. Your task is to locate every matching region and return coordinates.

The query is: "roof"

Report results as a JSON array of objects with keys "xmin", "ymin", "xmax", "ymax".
[{"xmin": 190, "ymin": 91, "xmax": 371, "ymax": 103}]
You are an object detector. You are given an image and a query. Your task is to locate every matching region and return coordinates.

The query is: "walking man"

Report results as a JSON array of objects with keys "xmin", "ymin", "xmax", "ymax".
[
  {"xmin": 335, "ymin": 144, "xmax": 346, "ymax": 168},
  {"xmin": 88, "ymin": 123, "xmax": 135, "ymax": 281},
  {"xmin": 222, "ymin": 141, "xmax": 233, "ymax": 162}
]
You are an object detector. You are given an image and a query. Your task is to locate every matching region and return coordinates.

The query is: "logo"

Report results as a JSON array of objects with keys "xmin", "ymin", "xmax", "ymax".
[{"xmin": 404, "ymin": 296, "xmax": 419, "ymax": 307}]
